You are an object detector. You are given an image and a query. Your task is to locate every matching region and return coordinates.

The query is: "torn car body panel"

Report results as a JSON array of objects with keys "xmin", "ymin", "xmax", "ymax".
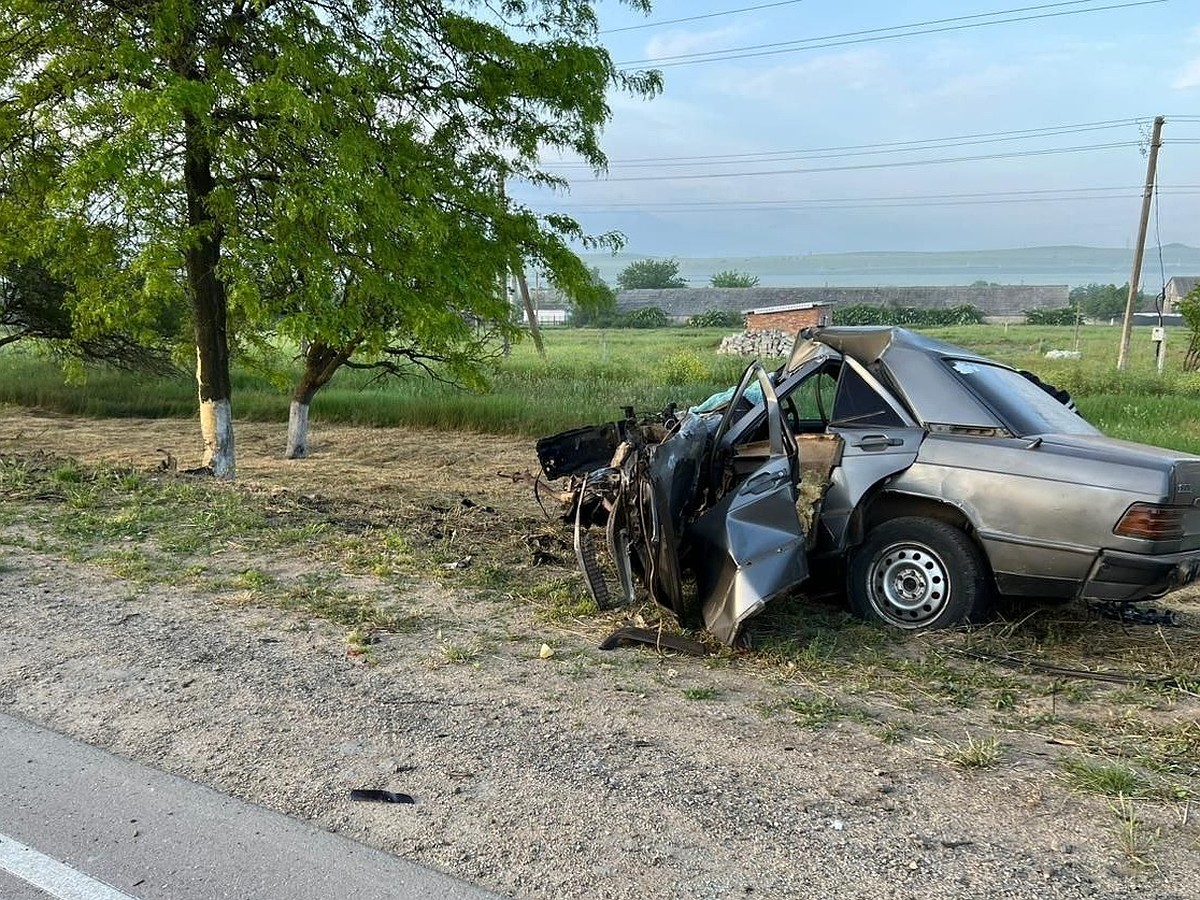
[
  {"xmin": 692, "ymin": 450, "xmax": 807, "ymax": 643},
  {"xmin": 692, "ymin": 363, "xmax": 808, "ymax": 644},
  {"xmin": 556, "ymin": 362, "xmax": 809, "ymax": 645}
]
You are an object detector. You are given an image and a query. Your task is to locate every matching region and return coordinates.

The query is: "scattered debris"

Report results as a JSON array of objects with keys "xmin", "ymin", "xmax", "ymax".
[
  {"xmin": 1087, "ymin": 601, "xmax": 1179, "ymax": 627},
  {"xmin": 598, "ymin": 626, "xmax": 711, "ymax": 656},
  {"xmin": 349, "ymin": 789, "xmax": 415, "ymax": 804}
]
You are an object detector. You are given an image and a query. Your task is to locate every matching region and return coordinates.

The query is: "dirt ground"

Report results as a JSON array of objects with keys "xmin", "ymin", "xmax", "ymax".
[{"xmin": 2, "ymin": 407, "xmax": 1199, "ymax": 900}]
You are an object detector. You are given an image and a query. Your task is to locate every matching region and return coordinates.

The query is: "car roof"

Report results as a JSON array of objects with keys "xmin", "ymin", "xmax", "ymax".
[{"xmin": 787, "ymin": 326, "xmax": 1008, "ymax": 430}]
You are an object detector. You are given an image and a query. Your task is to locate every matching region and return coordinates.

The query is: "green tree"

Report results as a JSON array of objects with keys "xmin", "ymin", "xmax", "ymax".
[
  {"xmin": 1068, "ymin": 283, "xmax": 1151, "ymax": 321},
  {"xmin": 569, "ymin": 268, "xmax": 617, "ymax": 326},
  {"xmin": 1179, "ymin": 286, "xmax": 1200, "ymax": 371},
  {"xmin": 616, "ymin": 258, "xmax": 687, "ymax": 291},
  {"xmin": 709, "ymin": 270, "xmax": 759, "ymax": 288},
  {"xmin": 2, "ymin": 1, "xmax": 660, "ymax": 473}
]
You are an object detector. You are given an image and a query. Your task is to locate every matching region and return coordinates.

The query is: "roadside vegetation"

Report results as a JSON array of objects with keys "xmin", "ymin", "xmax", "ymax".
[{"xmin": 3, "ymin": 323, "xmax": 1200, "ymax": 452}]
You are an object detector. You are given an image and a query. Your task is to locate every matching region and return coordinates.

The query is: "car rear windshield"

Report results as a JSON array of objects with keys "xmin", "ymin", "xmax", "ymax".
[{"xmin": 945, "ymin": 360, "xmax": 1100, "ymax": 437}]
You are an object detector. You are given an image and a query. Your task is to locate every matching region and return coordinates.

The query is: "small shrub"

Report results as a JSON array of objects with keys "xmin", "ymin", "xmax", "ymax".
[
  {"xmin": 945, "ymin": 733, "xmax": 1003, "ymax": 769},
  {"xmin": 688, "ymin": 309, "xmax": 745, "ymax": 329},
  {"xmin": 1025, "ymin": 307, "xmax": 1080, "ymax": 326},
  {"xmin": 657, "ymin": 350, "xmax": 709, "ymax": 385},
  {"xmin": 623, "ymin": 306, "xmax": 669, "ymax": 329},
  {"xmin": 834, "ymin": 304, "xmax": 984, "ymax": 327}
]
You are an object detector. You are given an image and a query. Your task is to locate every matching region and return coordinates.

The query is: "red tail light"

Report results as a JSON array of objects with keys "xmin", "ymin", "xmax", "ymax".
[{"xmin": 1114, "ymin": 503, "xmax": 1185, "ymax": 540}]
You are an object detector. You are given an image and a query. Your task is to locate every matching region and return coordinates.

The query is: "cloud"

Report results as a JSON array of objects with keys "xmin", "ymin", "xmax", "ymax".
[
  {"xmin": 1173, "ymin": 58, "xmax": 1200, "ymax": 90},
  {"xmin": 1171, "ymin": 25, "xmax": 1200, "ymax": 89},
  {"xmin": 715, "ymin": 49, "xmax": 895, "ymax": 104},
  {"xmin": 922, "ymin": 64, "xmax": 1025, "ymax": 103},
  {"xmin": 642, "ymin": 25, "xmax": 748, "ymax": 63}
]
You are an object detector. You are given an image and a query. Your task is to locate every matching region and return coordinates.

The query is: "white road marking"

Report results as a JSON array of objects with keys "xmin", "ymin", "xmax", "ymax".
[{"xmin": 0, "ymin": 831, "xmax": 138, "ymax": 900}]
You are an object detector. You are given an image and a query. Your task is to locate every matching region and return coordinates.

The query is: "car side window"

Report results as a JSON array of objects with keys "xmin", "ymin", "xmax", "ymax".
[
  {"xmin": 785, "ymin": 365, "xmax": 837, "ymax": 424},
  {"xmin": 831, "ymin": 364, "xmax": 905, "ymax": 427}
]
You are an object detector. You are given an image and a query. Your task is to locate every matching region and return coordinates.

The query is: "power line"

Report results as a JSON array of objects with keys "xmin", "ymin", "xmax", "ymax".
[
  {"xmin": 545, "ymin": 120, "xmax": 1150, "ymax": 170},
  {"xmin": 557, "ymin": 185, "xmax": 1182, "ymax": 207},
  {"xmin": 617, "ymin": 0, "xmax": 1168, "ymax": 69},
  {"xmin": 601, "ymin": 0, "xmax": 806, "ymax": 35},
  {"xmin": 574, "ymin": 141, "xmax": 1143, "ymax": 183},
  {"xmin": 553, "ymin": 186, "xmax": 1200, "ymax": 213}
]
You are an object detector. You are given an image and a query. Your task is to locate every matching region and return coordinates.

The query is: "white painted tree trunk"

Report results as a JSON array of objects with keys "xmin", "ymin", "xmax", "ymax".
[
  {"xmin": 199, "ymin": 397, "xmax": 235, "ymax": 479},
  {"xmin": 286, "ymin": 400, "xmax": 310, "ymax": 460}
]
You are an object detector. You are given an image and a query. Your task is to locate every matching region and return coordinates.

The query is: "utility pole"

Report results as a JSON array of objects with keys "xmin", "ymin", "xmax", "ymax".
[
  {"xmin": 514, "ymin": 261, "xmax": 545, "ymax": 358},
  {"xmin": 1117, "ymin": 115, "xmax": 1164, "ymax": 371}
]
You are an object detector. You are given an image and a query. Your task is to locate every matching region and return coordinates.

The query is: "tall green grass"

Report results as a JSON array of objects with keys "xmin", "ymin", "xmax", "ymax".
[{"xmin": 3, "ymin": 325, "xmax": 1200, "ymax": 452}]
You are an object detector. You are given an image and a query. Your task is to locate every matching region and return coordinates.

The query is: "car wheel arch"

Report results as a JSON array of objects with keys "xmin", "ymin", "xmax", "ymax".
[
  {"xmin": 861, "ymin": 491, "xmax": 975, "ymax": 533},
  {"xmin": 849, "ymin": 491, "xmax": 995, "ymax": 579}
]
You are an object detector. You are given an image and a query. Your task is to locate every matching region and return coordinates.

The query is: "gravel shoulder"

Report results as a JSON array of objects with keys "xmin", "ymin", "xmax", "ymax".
[{"xmin": 1, "ymin": 408, "xmax": 1198, "ymax": 899}]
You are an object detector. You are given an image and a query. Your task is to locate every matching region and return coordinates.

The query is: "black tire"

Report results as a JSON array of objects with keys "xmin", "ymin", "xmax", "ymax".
[{"xmin": 847, "ymin": 517, "xmax": 991, "ymax": 630}]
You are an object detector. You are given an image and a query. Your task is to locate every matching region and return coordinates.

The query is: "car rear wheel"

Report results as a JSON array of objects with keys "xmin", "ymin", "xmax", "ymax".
[{"xmin": 848, "ymin": 517, "xmax": 990, "ymax": 630}]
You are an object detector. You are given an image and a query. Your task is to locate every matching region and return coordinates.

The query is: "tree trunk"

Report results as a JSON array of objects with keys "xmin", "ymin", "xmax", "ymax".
[
  {"xmin": 286, "ymin": 400, "xmax": 311, "ymax": 460},
  {"xmin": 183, "ymin": 108, "xmax": 235, "ymax": 477},
  {"xmin": 286, "ymin": 340, "xmax": 355, "ymax": 459}
]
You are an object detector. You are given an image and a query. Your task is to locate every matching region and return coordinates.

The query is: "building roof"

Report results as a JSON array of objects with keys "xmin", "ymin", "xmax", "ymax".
[
  {"xmin": 1166, "ymin": 276, "xmax": 1199, "ymax": 298},
  {"xmin": 744, "ymin": 301, "xmax": 832, "ymax": 315}
]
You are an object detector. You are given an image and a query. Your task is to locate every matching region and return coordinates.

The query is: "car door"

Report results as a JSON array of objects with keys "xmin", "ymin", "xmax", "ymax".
[
  {"xmin": 819, "ymin": 357, "xmax": 926, "ymax": 550},
  {"xmin": 687, "ymin": 362, "xmax": 809, "ymax": 644}
]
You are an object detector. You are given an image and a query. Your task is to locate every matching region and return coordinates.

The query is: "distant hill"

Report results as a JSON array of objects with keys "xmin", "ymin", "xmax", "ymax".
[{"xmin": 582, "ymin": 245, "xmax": 1200, "ymax": 291}]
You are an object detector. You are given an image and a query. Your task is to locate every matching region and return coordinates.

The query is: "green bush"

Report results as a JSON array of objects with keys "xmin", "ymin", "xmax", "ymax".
[
  {"xmin": 623, "ymin": 307, "xmax": 669, "ymax": 329},
  {"xmin": 835, "ymin": 304, "xmax": 984, "ymax": 327},
  {"xmin": 1025, "ymin": 307, "xmax": 1079, "ymax": 326},
  {"xmin": 688, "ymin": 309, "xmax": 745, "ymax": 329},
  {"xmin": 656, "ymin": 350, "xmax": 709, "ymax": 385}
]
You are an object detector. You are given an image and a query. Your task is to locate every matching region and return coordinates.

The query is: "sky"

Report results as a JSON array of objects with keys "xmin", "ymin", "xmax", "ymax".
[{"xmin": 515, "ymin": 0, "xmax": 1200, "ymax": 257}]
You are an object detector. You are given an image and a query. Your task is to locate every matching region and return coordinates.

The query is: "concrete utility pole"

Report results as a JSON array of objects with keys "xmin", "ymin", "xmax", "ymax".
[{"xmin": 1117, "ymin": 115, "xmax": 1164, "ymax": 371}]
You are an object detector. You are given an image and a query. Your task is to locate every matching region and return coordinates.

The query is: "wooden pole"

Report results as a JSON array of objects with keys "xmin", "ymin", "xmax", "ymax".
[
  {"xmin": 515, "ymin": 263, "xmax": 545, "ymax": 358},
  {"xmin": 1117, "ymin": 115, "xmax": 1164, "ymax": 371}
]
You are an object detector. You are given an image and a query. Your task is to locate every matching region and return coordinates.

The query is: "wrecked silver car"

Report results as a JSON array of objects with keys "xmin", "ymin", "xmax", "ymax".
[{"xmin": 537, "ymin": 326, "xmax": 1200, "ymax": 643}]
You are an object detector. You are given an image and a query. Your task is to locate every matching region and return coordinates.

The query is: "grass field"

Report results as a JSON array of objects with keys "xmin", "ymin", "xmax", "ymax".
[{"xmin": 2, "ymin": 323, "xmax": 1200, "ymax": 452}]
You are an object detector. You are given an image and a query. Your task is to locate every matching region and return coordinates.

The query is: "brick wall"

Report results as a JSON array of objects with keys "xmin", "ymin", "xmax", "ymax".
[{"xmin": 746, "ymin": 306, "xmax": 830, "ymax": 334}]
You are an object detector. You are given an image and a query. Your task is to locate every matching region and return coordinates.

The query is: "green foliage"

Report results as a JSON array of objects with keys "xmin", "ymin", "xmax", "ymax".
[
  {"xmin": 616, "ymin": 258, "xmax": 687, "ymax": 291},
  {"xmin": 623, "ymin": 307, "xmax": 669, "ymax": 328},
  {"xmin": 1025, "ymin": 306, "xmax": 1080, "ymax": 326},
  {"xmin": 1, "ymin": 0, "xmax": 664, "ymax": 464},
  {"xmin": 1179, "ymin": 287, "xmax": 1200, "ymax": 333},
  {"xmin": 835, "ymin": 304, "xmax": 984, "ymax": 327},
  {"xmin": 568, "ymin": 268, "xmax": 618, "ymax": 326},
  {"xmin": 688, "ymin": 309, "xmax": 745, "ymax": 329},
  {"xmin": 656, "ymin": 350, "xmax": 708, "ymax": 385},
  {"xmin": 709, "ymin": 269, "xmax": 760, "ymax": 288},
  {"xmin": 1069, "ymin": 283, "xmax": 1150, "ymax": 320}
]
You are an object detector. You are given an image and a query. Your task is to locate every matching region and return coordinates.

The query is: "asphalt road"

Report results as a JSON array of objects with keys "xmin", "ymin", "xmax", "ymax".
[{"xmin": 0, "ymin": 712, "xmax": 503, "ymax": 900}]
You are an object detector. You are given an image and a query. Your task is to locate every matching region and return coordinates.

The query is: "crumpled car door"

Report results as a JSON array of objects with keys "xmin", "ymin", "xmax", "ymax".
[{"xmin": 687, "ymin": 362, "xmax": 809, "ymax": 644}]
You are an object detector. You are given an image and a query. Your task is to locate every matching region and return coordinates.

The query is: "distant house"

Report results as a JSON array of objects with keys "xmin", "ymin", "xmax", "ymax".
[
  {"xmin": 521, "ymin": 308, "xmax": 568, "ymax": 327},
  {"xmin": 616, "ymin": 287, "xmax": 817, "ymax": 322},
  {"xmin": 1165, "ymin": 276, "xmax": 1199, "ymax": 313},
  {"xmin": 616, "ymin": 284, "xmax": 1068, "ymax": 323},
  {"xmin": 745, "ymin": 302, "xmax": 833, "ymax": 334}
]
